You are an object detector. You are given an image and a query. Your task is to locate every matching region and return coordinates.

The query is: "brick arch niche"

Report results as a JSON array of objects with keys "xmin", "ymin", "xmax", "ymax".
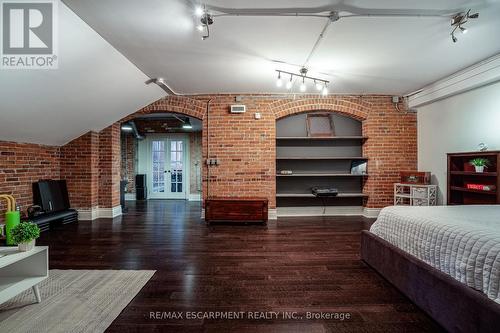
[{"xmin": 118, "ymin": 96, "xmax": 207, "ymax": 207}]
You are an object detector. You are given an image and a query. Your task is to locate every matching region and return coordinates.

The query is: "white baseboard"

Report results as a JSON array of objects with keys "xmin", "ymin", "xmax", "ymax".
[
  {"xmin": 363, "ymin": 207, "xmax": 382, "ymax": 218},
  {"xmin": 277, "ymin": 206, "xmax": 381, "ymax": 218},
  {"xmin": 77, "ymin": 205, "xmax": 122, "ymax": 220},
  {"xmin": 188, "ymin": 193, "xmax": 201, "ymax": 201},
  {"xmin": 78, "ymin": 207, "xmax": 99, "ymax": 221}
]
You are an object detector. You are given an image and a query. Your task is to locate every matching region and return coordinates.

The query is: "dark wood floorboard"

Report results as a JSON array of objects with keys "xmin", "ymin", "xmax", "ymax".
[{"xmin": 37, "ymin": 200, "xmax": 443, "ymax": 333}]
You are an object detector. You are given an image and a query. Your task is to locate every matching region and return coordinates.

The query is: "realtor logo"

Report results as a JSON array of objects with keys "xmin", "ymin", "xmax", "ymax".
[{"xmin": 1, "ymin": 0, "xmax": 58, "ymax": 69}]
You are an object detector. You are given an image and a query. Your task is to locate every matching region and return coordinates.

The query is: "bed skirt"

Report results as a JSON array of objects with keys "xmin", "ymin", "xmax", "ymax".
[{"xmin": 361, "ymin": 230, "xmax": 500, "ymax": 333}]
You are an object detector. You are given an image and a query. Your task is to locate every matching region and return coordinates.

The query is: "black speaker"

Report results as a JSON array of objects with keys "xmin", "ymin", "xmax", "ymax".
[
  {"xmin": 136, "ymin": 187, "xmax": 147, "ymax": 200},
  {"xmin": 135, "ymin": 174, "xmax": 146, "ymax": 189}
]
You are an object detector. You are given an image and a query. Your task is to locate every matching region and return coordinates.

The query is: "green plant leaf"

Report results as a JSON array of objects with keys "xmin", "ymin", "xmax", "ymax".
[{"xmin": 11, "ymin": 222, "xmax": 40, "ymax": 244}]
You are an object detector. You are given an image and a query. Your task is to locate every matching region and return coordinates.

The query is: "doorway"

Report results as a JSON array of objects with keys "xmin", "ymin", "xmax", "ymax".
[
  {"xmin": 144, "ymin": 134, "xmax": 189, "ymax": 200},
  {"xmin": 121, "ymin": 113, "xmax": 202, "ymax": 204}
]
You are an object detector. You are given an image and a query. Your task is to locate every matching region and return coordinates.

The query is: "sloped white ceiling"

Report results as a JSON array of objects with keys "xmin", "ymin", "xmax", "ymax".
[
  {"xmin": 62, "ymin": 0, "xmax": 500, "ymax": 95},
  {"xmin": 0, "ymin": 2, "xmax": 165, "ymax": 146}
]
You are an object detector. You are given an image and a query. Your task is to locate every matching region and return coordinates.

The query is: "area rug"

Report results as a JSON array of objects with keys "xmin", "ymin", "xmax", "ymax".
[{"xmin": 0, "ymin": 269, "xmax": 155, "ymax": 333}]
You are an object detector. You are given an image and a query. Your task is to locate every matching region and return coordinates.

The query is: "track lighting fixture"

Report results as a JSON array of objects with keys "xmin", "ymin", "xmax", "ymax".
[
  {"xmin": 276, "ymin": 72, "xmax": 283, "ymax": 87},
  {"xmin": 450, "ymin": 9, "xmax": 479, "ymax": 43},
  {"xmin": 194, "ymin": 4, "xmax": 213, "ymax": 40},
  {"xmin": 322, "ymin": 84, "xmax": 328, "ymax": 96},
  {"xmin": 275, "ymin": 68, "xmax": 330, "ymax": 95},
  {"xmin": 194, "ymin": 6, "xmax": 204, "ymax": 17},
  {"xmin": 182, "ymin": 118, "xmax": 193, "ymax": 129}
]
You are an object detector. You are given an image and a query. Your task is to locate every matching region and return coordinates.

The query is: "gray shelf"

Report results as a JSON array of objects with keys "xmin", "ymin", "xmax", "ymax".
[
  {"xmin": 276, "ymin": 112, "xmax": 367, "ymax": 210},
  {"xmin": 276, "ymin": 193, "xmax": 368, "ymax": 198},
  {"xmin": 276, "ymin": 136, "xmax": 367, "ymax": 140},
  {"xmin": 276, "ymin": 173, "xmax": 368, "ymax": 177},
  {"xmin": 277, "ymin": 156, "xmax": 367, "ymax": 160}
]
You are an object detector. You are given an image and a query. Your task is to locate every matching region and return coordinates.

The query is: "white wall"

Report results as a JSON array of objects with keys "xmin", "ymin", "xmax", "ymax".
[{"xmin": 417, "ymin": 81, "xmax": 500, "ymax": 204}]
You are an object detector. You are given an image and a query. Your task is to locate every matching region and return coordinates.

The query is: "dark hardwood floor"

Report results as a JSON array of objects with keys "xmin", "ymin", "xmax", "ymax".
[{"xmin": 38, "ymin": 200, "xmax": 443, "ymax": 332}]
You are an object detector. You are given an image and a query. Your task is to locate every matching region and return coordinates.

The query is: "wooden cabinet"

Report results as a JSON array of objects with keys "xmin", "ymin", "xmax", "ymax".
[
  {"xmin": 447, "ymin": 151, "xmax": 500, "ymax": 205},
  {"xmin": 205, "ymin": 198, "xmax": 268, "ymax": 224}
]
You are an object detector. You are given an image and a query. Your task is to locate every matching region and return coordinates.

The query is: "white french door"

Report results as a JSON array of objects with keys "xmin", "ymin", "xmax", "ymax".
[{"xmin": 149, "ymin": 135, "xmax": 188, "ymax": 199}]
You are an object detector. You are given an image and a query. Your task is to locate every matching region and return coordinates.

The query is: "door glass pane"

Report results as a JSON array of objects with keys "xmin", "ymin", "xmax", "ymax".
[
  {"xmin": 169, "ymin": 140, "xmax": 183, "ymax": 193},
  {"xmin": 152, "ymin": 141, "xmax": 165, "ymax": 193}
]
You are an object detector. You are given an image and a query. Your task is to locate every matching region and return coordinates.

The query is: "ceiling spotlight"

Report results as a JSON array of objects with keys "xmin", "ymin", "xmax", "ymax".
[
  {"xmin": 194, "ymin": 6, "xmax": 204, "ymax": 17},
  {"xmin": 315, "ymin": 80, "xmax": 323, "ymax": 91},
  {"xmin": 182, "ymin": 118, "xmax": 193, "ymax": 129},
  {"xmin": 300, "ymin": 78, "xmax": 306, "ymax": 92},
  {"xmin": 121, "ymin": 124, "xmax": 133, "ymax": 132},
  {"xmin": 450, "ymin": 9, "xmax": 478, "ymax": 43},
  {"xmin": 322, "ymin": 85, "xmax": 328, "ymax": 96},
  {"xmin": 286, "ymin": 76, "xmax": 293, "ymax": 90},
  {"xmin": 276, "ymin": 72, "xmax": 283, "ymax": 87}
]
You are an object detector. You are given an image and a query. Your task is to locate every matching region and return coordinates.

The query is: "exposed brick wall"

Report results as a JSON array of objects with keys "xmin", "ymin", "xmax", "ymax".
[
  {"xmin": 121, "ymin": 133, "xmax": 136, "ymax": 193},
  {"xmin": 0, "ymin": 141, "xmax": 60, "ymax": 221},
  {"xmin": 98, "ymin": 123, "xmax": 121, "ymax": 208},
  {"xmin": 124, "ymin": 94, "xmax": 417, "ymax": 209},
  {"xmin": 2, "ymin": 94, "xmax": 416, "ymax": 215},
  {"xmin": 60, "ymin": 132, "xmax": 99, "ymax": 210}
]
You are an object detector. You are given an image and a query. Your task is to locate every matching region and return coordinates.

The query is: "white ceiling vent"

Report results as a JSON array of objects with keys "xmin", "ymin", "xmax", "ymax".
[{"xmin": 230, "ymin": 105, "xmax": 246, "ymax": 113}]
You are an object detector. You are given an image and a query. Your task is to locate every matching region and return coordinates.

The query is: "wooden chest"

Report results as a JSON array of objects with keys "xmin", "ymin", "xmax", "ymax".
[{"xmin": 205, "ymin": 197, "xmax": 268, "ymax": 224}]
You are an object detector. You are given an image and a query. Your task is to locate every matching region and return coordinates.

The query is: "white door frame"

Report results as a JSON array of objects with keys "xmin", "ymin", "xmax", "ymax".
[{"xmin": 142, "ymin": 134, "xmax": 190, "ymax": 200}]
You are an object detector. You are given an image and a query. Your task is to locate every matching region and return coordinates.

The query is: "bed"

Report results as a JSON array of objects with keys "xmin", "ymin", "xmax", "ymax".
[{"xmin": 362, "ymin": 205, "xmax": 500, "ymax": 333}]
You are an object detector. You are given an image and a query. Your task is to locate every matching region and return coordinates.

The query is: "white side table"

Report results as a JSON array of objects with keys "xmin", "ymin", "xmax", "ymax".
[
  {"xmin": 0, "ymin": 246, "xmax": 48, "ymax": 304},
  {"xmin": 394, "ymin": 183, "xmax": 437, "ymax": 206}
]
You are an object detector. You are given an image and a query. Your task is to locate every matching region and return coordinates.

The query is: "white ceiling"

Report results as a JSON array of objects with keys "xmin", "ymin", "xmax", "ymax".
[
  {"xmin": 63, "ymin": 0, "xmax": 500, "ymax": 95},
  {"xmin": 0, "ymin": 2, "xmax": 165, "ymax": 146}
]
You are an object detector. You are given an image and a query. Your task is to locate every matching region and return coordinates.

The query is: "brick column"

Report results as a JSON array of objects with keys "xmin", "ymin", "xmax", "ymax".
[
  {"xmin": 60, "ymin": 132, "xmax": 99, "ymax": 212},
  {"xmin": 98, "ymin": 123, "xmax": 121, "ymax": 212}
]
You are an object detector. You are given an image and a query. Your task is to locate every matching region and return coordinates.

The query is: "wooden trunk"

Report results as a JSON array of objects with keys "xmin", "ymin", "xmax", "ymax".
[{"xmin": 205, "ymin": 198, "xmax": 268, "ymax": 224}]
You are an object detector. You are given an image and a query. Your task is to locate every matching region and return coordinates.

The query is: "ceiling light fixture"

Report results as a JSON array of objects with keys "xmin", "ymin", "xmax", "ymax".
[
  {"xmin": 194, "ymin": 4, "xmax": 214, "ymax": 40},
  {"xmin": 194, "ymin": 6, "xmax": 204, "ymax": 17},
  {"xmin": 450, "ymin": 9, "xmax": 479, "ymax": 43},
  {"xmin": 275, "ymin": 68, "xmax": 329, "ymax": 95},
  {"xmin": 121, "ymin": 124, "xmax": 133, "ymax": 132},
  {"xmin": 276, "ymin": 72, "xmax": 283, "ymax": 87},
  {"xmin": 182, "ymin": 118, "xmax": 193, "ymax": 129}
]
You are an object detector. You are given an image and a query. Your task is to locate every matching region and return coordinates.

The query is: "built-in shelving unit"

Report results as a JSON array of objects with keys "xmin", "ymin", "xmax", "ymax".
[
  {"xmin": 447, "ymin": 151, "xmax": 500, "ymax": 205},
  {"xmin": 277, "ymin": 156, "xmax": 368, "ymax": 160},
  {"xmin": 277, "ymin": 173, "xmax": 369, "ymax": 177},
  {"xmin": 276, "ymin": 136, "xmax": 368, "ymax": 140},
  {"xmin": 276, "ymin": 112, "xmax": 368, "ymax": 216}
]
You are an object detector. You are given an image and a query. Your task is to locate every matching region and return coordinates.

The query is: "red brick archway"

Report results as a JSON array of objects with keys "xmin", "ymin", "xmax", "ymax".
[
  {"xmin": 120, "ymin": 96, "xmax": 206, "ymax": 122},
  {"xmin": 270, "ymin": 97, "xmax": 370, "ymax": 121}
]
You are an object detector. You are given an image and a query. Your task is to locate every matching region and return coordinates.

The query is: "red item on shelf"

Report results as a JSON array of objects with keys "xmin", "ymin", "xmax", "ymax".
[{"xmin": 466, "ymin": 184, "xmax": 496, "ymax": 191}]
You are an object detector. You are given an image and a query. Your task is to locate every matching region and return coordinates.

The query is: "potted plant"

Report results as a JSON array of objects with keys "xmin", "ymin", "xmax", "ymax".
[
  {"xmin": 470, "ymin": 158, "xmax": 489, "ymax": 173},
  {"xmin": 11, "ymin": 222, "xmax": 40, "ymax": 252}
]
